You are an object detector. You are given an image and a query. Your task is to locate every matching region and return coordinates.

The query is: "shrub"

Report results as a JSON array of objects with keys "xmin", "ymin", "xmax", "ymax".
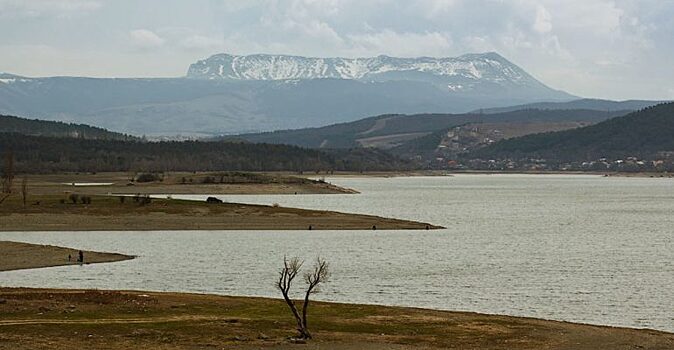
[{"xmin": 135, "ymin": 173, "xmax": 162, "ymax": 183}]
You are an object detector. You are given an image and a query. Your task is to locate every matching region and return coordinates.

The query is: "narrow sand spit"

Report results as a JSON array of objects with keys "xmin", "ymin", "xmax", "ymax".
[{"xmin": 0, "ymin": 241, "xmax": 133, "ymax": 272}]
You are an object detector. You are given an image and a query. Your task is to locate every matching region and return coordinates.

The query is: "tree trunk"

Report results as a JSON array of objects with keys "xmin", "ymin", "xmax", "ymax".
[
  {"xmin": 301, "ymin": 286, "xmax": 316, "ymax": 339},
  {"xmin": 280, "ymin": 292, "xmax": 306, "ymax": 338}
]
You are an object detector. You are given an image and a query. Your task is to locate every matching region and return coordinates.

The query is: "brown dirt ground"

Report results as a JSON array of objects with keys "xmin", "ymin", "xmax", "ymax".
[
  {"xmin": 0, "ymin": 194, "xmax": 440, "ymax": 231},
  {"xmin": 0, "ymin": 241, "xmax": 133, "ymax": 271},
  {"xmin": 0, "ymin": 288, "xmax": 671, "ymax": 350}
]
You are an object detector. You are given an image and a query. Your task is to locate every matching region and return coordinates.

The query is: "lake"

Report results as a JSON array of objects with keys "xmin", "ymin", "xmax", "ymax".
[{"xmin": 1, "ymin": 174, "xmax": 672, "ymax": 332}]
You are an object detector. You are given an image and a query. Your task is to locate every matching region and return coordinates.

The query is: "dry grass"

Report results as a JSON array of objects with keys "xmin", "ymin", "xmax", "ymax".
[
  {"xmin": 15, "ymin": 172, "xmax": 358, "ymax": 196},
  {"xmin": 0, "ymin": 193, "xmax": 440, "ymax": 231},
  {"xmin": 0, "ymin": 288, "xmax": 671, "ymax": 350}
]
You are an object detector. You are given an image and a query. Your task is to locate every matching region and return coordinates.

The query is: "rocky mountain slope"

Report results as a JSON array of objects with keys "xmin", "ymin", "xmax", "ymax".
[{"xmin": 186, "ymin": 52, "xmax": 565, "ymax": 99}]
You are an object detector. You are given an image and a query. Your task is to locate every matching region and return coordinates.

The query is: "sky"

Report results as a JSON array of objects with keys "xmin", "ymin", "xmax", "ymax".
[{"xmin": 1, "ymin": 0, "xmax": 673, "ymax": 100}]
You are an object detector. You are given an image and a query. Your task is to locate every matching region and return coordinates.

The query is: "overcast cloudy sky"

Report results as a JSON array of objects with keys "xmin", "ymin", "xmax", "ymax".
[{"xmin": 1, "ymin": 0, "xmax": 673, "ymax": 100}]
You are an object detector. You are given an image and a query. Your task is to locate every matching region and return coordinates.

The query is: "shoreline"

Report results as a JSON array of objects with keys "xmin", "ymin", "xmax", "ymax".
[
  {"xmin": 1, "ymin": 172, "xmax": 445, "ymax": 231},
  {"xmin": 0, "ymin": 287, "xmax": 671, "ymax": 349},
  {"xmin": 0, "ymin": 241, "xmax": 133, "ymax": 272},
  {"xmin": 303, "ymin": 169, "xmax": 673, "ymax": 179},
  {"xmin": 0, "ymin": 196, "xmax": 441, "ymax": 231},
  {"xmin": 446, "ymin": 170, "xmax": 674, "ymax": 178}
]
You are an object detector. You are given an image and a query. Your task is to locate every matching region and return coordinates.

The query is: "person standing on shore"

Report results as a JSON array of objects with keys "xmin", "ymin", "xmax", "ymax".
[{"xmin": 78, "ymin": 250, "xmax": 84, "ymax": 263}]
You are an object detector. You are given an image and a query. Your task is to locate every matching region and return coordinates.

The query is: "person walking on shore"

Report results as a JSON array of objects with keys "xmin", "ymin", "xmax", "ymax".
[{"xmin": 77, "ymin": 250, "xmax": 84, "ymax": 263}]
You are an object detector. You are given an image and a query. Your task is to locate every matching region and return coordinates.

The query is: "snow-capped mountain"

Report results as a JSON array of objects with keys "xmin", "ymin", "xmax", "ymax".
[
  {"xmin": 0, "ymin": 52, "xmax": 577, "ymax": 136},
  {"xmin": 186, "ymin": 52, "xmax": 547, "ymax": 92},
  {"xmin": 0, "ymin": 72, "xmax": 33, "ymax": 84}
]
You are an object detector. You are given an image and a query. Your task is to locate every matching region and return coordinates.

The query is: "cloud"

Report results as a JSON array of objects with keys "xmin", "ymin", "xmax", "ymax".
[
  {"xmin": 2, "ymin": 0, "xmax": 673, "ymax": 99},
  {"xmin": 129, "ymin": 29, "xmax": 165, "ymax": 50},
  {"xmin": 346, "ymin": 30, "xmax": 453, "ymax": 57},
  {"xmin": 179, "ymin": 35, "xmax": 223, "ymax": 51},
  {"xmin": 533, "ymin": 4, "xmax": 552, "ymax": 33},
  {"xmin": 0, "ymin": 0, "xmax": 101, "ymax": 18}
]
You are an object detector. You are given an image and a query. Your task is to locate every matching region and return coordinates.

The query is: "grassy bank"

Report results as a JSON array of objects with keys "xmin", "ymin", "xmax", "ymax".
[
  {"xmin": 0, "ymin": 288, "xmax": 671, "ymax": 349},
  {"xmin": 13, "ymin": 172, "xmax": 358, "ymax": 196}
]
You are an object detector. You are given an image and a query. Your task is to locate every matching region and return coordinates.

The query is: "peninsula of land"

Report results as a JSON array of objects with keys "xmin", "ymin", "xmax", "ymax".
[{"xmin": 0, "ymin": 172, "xmax": 439, "ymax": 231}]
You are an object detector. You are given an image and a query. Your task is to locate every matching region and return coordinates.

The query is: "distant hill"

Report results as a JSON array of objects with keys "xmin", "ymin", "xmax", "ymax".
[
  {"xmin": 0, "ymin": 114, "xmax": 135, "ymax": 140},
  {"xmin": 474, "ymin": 98, "xmax": 665, "ymax": 114},
  {"xmin": 233, "ymin": 109, "xmax": 631, "ymax": 149},
  {"xmin": 470, "ymin": 102, "xmax": 674, "ymax": 161},
  {"xmin": 0, "ymin": 133, "xmax": 412, "ymax": 173}
]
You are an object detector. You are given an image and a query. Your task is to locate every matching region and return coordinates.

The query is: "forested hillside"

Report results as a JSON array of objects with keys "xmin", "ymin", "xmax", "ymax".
[
  {"xmin": 234, "ymin": 109, "xmax": 628, "ymax": 149},
  {"xmin": 0, "ymin": 133, "xmax": 412, "ymax": 173},
  {"xmin": 0, "ymin": 114, "xmax": 134, "ymax": 140},
  {"xmin": 470, "ymin": 103, "xmax": 674, "ymax": 161}
]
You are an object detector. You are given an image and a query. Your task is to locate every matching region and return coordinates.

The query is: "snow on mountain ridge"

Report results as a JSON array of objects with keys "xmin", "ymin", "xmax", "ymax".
[{"xmin": 186, "ymin": 52, "xmax": 539, "ymax": 87}]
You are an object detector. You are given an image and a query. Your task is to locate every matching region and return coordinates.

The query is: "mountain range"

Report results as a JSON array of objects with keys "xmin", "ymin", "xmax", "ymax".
[
  {"xmin": 0, "ymin": 52, "xmax": 575, "ymax": 136},
  {"xmin": 187, "ymin": 52, "xmax": 567, "ymax": 97}
]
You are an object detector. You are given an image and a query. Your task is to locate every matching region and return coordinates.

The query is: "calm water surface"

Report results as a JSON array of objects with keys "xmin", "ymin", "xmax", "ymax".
[{"xmin": 1, "ymin": 174, "xmax": 672, "ymax": 331}]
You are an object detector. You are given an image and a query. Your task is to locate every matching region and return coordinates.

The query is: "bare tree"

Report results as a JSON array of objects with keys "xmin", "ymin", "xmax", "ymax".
[
  {"xmin": 1, "ymin": 151, "xmax": 14, "ymax": 194},
  {"xmin": 301, "ymin": 257, "xmax": 330, "ymax": 338},
  {"xmin": 21, "ymin": 177, "xmax": 27, "ymax": 207},
  {"xmin": 276, "ymin": 256, "xmax": 330, "ymax": 339},
  {"xmin": 277, "ymin": 257, "xmax": 306, "ymax": 338}
]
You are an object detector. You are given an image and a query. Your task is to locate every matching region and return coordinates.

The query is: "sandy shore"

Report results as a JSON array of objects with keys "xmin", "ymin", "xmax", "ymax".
[
  {"xmin": 0, "ymin": 241, "xmax": 133, "ymax": 272},
  {"xmin": 0, "ymin": 287, "xmax": 670, "ymax": 349}
]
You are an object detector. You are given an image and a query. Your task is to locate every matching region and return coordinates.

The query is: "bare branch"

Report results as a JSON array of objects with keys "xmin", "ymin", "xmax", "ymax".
[
  {"xmin": 276, "ymin": 256, "xmax": 306, "ymax": 338},
  {"xmin": 1, "ymin": 151, "xmax": 14, "ymax": 194},
  {"xmin": 304, "ymin": 257, "xmax": 330, "ymax": 293},
  {"xmin": 276, "ymin": 255, "xmax": 330, "ymax": 340},
  {"xmin": 301, "ymin": 257, "xmax": 330, "ymax": 339}
]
